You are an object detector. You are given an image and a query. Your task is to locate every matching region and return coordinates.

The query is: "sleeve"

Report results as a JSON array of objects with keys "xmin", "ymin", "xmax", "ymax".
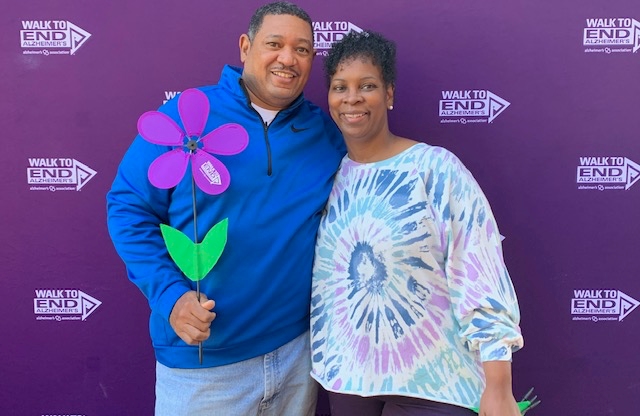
[
  {"xmin": 106, "ymin": 133, "xmax": 191, "ymax": 322},
  {"xmin": 431, "ymin": 148, "xmax": 524, "ymax": 362}
]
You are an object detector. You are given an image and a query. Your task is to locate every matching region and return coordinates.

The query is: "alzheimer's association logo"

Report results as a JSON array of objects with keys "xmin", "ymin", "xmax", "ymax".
[
  {"xmin": 34, "ymin": 289, "xmax": 102, "ymax": 321},
  {"xmin": 313, "ymin": 21, "xmax": 362, "ymax": 56},
  {"xmin": 27, "ymin": 157, "xmax": 97, "ymax": 191},
  {"xmin": 576, "ymin": 156, "xmax": 640, "ymax": 191},
  {"xmin": 583, "ymin": 17, "xmax": 640, "ymax": 54},
  {"xmin": 439, "ymin": 90, "xmax": 510, "ymax": 124},
  {"xmin": 571, "ymin": 289, "xmax": 639, "ymax": 322},
  {"xmin": 20, "ymin": 20, "xmax": 91, "ymax": 55}
]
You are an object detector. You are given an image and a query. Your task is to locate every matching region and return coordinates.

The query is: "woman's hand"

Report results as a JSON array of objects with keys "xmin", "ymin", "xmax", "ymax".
[
  {"xmin": 478, "ymin": 385, "xmax": 520, "ymax": 416},
  {"xmin": 479, "ymin": 361, "xmax": 520, "ymax": 416}
]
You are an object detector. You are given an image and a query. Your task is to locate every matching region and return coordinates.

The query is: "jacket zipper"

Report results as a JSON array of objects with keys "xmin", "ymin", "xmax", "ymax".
[
  {"xmin": 240, "ymin": 79, "xmax": 274, "ymax": 177},
  {"xmin": 261, "ymin": 120, "xmax": 272, "ymax": 176},
  {"xmin": 238, "ymin": 78, "xmax": 302, "ymax": 177}
]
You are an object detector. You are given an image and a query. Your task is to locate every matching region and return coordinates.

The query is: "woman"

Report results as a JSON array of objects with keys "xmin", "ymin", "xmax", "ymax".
[{"xmin": 310, "ymin": 30, "xmax": 524, "ymax": 416}]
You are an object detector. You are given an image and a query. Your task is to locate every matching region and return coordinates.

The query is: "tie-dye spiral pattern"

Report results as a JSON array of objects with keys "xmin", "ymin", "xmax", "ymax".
[{"xmin": 310, "ymin": 143, "xmax": 523, "ymax": 408}]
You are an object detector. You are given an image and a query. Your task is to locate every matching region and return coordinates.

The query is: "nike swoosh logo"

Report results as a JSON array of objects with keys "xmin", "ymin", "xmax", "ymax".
[{"xmin": 290, "ymin": 125, "xmax": 309, "ymax": 133}]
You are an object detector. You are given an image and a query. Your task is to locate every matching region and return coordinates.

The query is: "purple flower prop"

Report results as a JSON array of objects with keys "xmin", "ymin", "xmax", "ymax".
[
  {"xmin": 135, "ymin": 88, "xmax": 248, "ymax": 364},
  {"xmin": 137, "ymin": 88, "xmax": 248, "ymax": 195}
]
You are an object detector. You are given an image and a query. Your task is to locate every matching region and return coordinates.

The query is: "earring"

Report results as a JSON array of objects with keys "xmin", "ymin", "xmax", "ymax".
[{"xmin": 388, "ymin": 105, "xmax": 394, "ymax": 110}]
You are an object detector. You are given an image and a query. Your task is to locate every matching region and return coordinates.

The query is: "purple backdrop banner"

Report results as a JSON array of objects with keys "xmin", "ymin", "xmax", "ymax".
[{"xmin": 2, "ymin": 0, "xmax": 639, "ymax": 415}]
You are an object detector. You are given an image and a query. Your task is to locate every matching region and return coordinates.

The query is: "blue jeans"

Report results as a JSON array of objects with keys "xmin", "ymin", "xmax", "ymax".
[{"xmin": 155, "ymin": 331, "xmax": 317, "ymax": 416}]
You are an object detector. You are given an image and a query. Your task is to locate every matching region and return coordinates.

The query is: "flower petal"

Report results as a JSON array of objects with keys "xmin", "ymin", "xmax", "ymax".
[
  {"xmin": 137, "ymin": 111, "xmax": 184, "ymax": 145},
  {"xmin": 179, "ymin": 88, "xmax": 209, "ymax": 138},
  {"xmin": 190, "ymin": 150, "xmax": 231, "ymax": 195},
  {"xmin": 148, "ymin": 149, "xmax": 189, "ymax": 189},
  {"xmin": 201, "ymin": 123, "xmax": 249, "ymax": 155}
]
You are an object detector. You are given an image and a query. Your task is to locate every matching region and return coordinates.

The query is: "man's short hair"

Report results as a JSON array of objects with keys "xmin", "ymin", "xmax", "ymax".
[{"xmin": 247, "ymin": 1, "xmax": 314, "ymax": 41}]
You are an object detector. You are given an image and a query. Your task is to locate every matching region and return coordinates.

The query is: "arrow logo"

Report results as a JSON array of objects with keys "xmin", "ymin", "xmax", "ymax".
[
  {"xmin": 67, "ymin": 22, "xmax": 91, "ymax": 55},
  {"xmin": 487, "ymin": 91, "xmax": 511, "ymax": 123},
  {"xmin": 618, "ymin": 291, "xmax": 640, "ymax": 321},
  {"xmin": 625, "ymin": 158, "xmax": 640, "ymax": 190},
  {"xmin": 74, "ymin": 160, "xmax": 97, "ymax": 191},
  {"xmin": 79, "ymin": 291, "xmax": 102, "ymax": 321}
]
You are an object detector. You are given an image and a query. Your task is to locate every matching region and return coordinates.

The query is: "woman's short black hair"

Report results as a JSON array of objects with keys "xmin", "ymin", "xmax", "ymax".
[{"xmin": 324, "ymin": 30, "xmax": 396, "ymax": 88}]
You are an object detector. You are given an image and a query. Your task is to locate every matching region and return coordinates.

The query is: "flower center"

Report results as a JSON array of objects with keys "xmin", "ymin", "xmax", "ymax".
[{"xmin": 185, "ymin": 138, "xmax": 198, "ymax": 151}]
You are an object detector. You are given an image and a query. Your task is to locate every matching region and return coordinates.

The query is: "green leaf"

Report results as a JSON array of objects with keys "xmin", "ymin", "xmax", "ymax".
[
  {"xmin": 470, "ymin": 386, "xmax": 540, "ymax": 414},
  {"xmin": 470, "ymin": 400, "xmax": 532, "ymax": 414},
  {"xmin": 198, "ymin": 218, "xmax": 228, "ymax": 276},
  {"xmin": 160, "ymin": 219, "xmax": 228, "ymax": 281},
  {"xmin": 518, "ymin": 401, "xmax": 533, "ymax": 412},
  {"xmin": 160, "ymin": 224, "xmax": 197, "ymax": 280}
]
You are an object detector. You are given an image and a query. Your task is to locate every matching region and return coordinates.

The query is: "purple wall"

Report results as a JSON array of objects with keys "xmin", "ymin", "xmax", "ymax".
[{"xmin": 2, "ymin": 1, "xmax": 640, "ymax": 415}]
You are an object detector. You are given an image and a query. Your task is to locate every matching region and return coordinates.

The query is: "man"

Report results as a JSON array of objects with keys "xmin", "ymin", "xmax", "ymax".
[{"xmin": 107, "ymin": 2, "xmax": 345, "ymax": 415}]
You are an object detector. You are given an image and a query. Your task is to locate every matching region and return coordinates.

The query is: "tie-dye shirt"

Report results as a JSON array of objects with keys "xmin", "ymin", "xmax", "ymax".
[{"xmin": 310, "ymin": 143, "xmax": 523, "ymax": 409}]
